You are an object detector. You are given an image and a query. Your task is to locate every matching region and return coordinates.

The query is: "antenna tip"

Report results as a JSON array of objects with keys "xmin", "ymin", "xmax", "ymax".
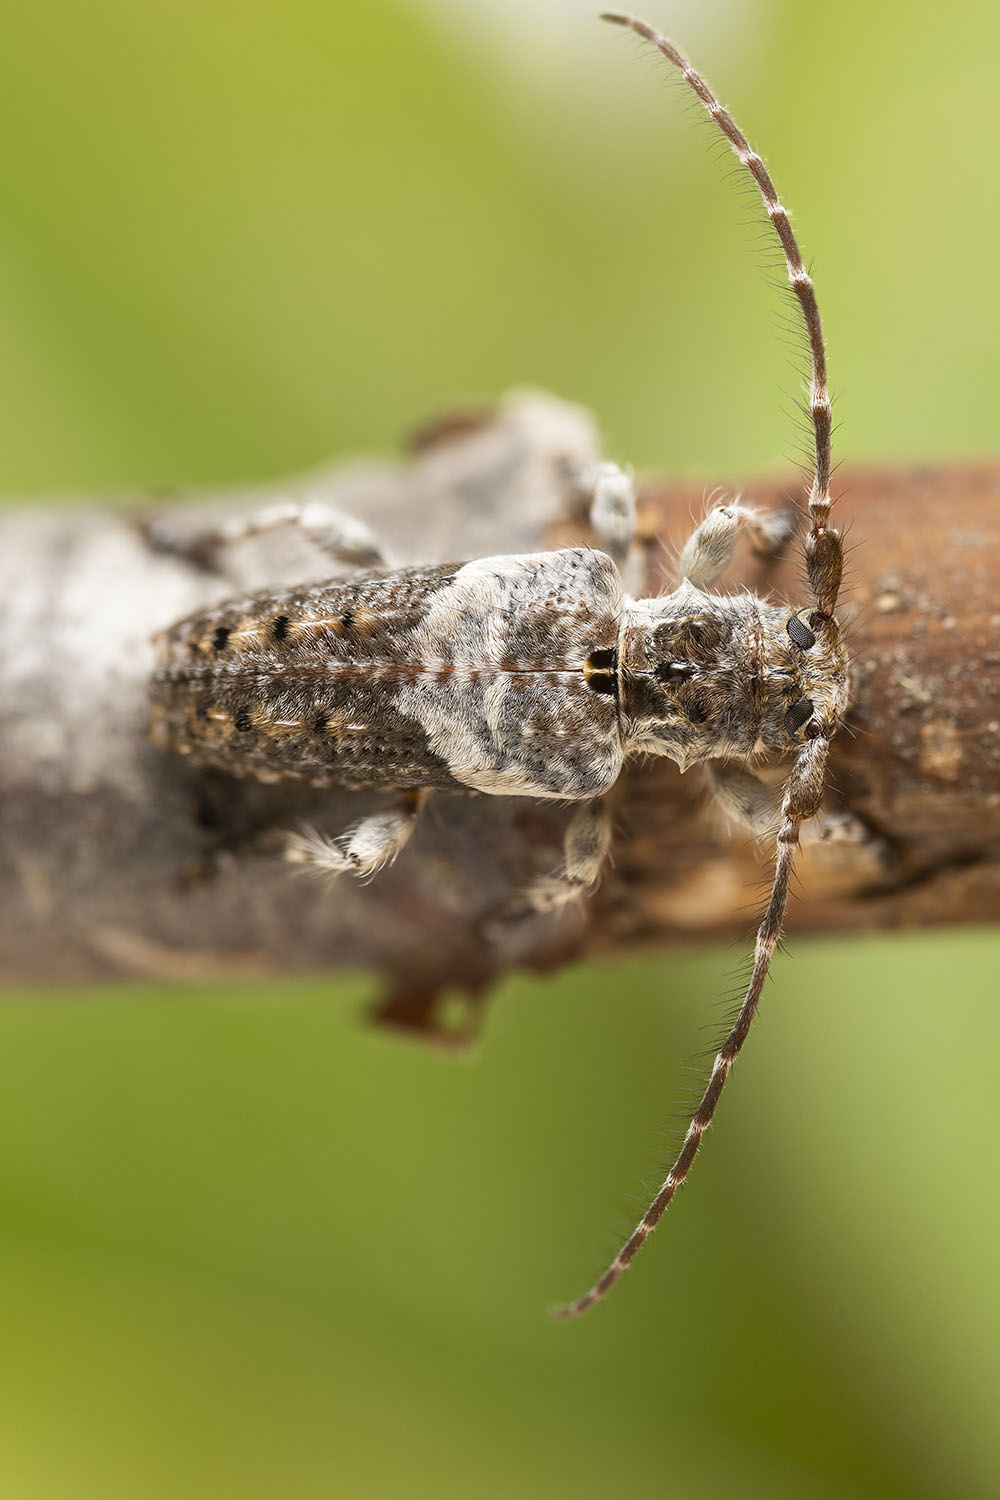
[{"xmin": 599, "ymin": 12, "xmax": 631, "ymax": 27}]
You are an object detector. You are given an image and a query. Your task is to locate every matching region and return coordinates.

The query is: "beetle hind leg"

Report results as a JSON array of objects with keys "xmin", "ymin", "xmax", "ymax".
[{"xmin": 144, "ymin": 498, "xmax": 387, "ymax": 576}]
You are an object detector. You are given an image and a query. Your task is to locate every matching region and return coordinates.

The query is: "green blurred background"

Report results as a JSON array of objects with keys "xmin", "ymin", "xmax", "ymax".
[{"xmin": 1, "ymin": 1, "xmax": 998, "ymax": 1496}]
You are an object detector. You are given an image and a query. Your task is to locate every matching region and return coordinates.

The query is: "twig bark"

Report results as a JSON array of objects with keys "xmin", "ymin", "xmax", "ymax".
[{"xmin": 2, "ymin": 391, "xmax": 998, "ymax": 1041}]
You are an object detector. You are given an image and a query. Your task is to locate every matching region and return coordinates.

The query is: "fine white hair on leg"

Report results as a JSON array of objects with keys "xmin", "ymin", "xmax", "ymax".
[
  {"xmin": 523, "ymin": 798, "xmax": 612, "ymax": 914},
  {"xmin": 588, "ymin": 462, "xmax": 638, "ymax": 569},
  {"xmin": 145, "ymin": 499, "xmax": 387, "ymax": 574},
  {"xmin": 678, "ymin": 502, "xmax": 794, "ymax": 591},
  {"xmin": 704, "ymin": 762, "xmax": 780, "ymax": 837},
  {"xmin": 215, "ymin": 499, "xmax": 387, "ymax": 569},
  {"xmin": 284, "ymin": 793, "xmax": 427, "ymax": 880}
]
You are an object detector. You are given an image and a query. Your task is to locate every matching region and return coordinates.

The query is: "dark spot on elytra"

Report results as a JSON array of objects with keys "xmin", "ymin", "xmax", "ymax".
[
  {"xmin": 313, "ymin": 711, "xmax": 330, "ymax": 735},
  {"xmin": 272, "ymin": 614, "xmax": 289, "ymax": 641},
  {"xmin": 234, "ymin": 707, "xmax": 254, "ymax": 733},
  {"xmin": 684, "ymin": 697, "xmax": 711, "ymax": 726},
  {"xmin": 212, "ymin": 625, "xmax": 231, "ymax": 652},
  {"xmin": 340, "ymin": 609, "xmax": 355, "ymax": 630}
]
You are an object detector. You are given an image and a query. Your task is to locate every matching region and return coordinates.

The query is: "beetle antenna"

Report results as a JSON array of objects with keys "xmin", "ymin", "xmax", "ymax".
[
  {"xmin": 600, "ymin": 12, "xmax": 842, "ymax": 615},
  {"xmin": 553, "ymin": 737, "xmax": 829, "ymax": 1317}
]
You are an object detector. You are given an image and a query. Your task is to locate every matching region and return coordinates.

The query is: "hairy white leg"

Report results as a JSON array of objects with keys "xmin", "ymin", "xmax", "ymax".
[
  {"xmin": 284, "ymin": 793, "xmax": 427, "ymax": 880},
  {"xmin": 523, "ymin": 798, "xmax": 612, "ymax": 914},
  {"xmin": 145, "ymin": 498, "xmax": 386, "ymax": 573},
  {"xmin": 587, "ymin": 462, "xmax": 638, "ymax": 570},
  {"xmin": 679, "ymin": 502, "xmax": 794, "ymax": 591},
  {"xmin": 561, "ymin": 458, "xmax": 641, "ymax": 587},
  {"xmin": 704, "ymin": 762, "xmax": 780, "ymax": 836}
]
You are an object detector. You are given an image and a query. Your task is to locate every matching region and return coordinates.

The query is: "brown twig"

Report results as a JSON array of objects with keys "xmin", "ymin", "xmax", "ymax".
[{"xmin": 2, "ymin": 392, "xmax": 998, "ymax": 1042}]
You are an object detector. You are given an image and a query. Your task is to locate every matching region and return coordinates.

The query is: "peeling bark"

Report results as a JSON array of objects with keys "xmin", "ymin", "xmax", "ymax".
[{"xmin": 2, "ymin": 391, "xmax": 998, "ymax": 1041}]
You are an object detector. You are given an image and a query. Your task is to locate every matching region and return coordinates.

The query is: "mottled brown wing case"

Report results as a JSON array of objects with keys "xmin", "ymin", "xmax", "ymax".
[
  {"xmin": 151, "ymin": 564, "xmax": 464, "ymax": 788},
  {"xmin": 150, "ymin": 550, "xmax": 624, "ymax": 797}
]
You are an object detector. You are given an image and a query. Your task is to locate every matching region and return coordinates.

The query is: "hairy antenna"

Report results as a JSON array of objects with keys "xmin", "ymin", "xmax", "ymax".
[
  {"xmin": 553, "ymin": 15, "xmax": 843, "ymax": 1319},
  {"xmin": 554, "ymin": 735, "xmax": 827, "ymax": 1314},
  {"xmin": 601, "ymin": 12, "xmax": 842, "ymax": 616},
  {"xmin": 554, "ymin": 737, "xmax": 831, "ymax": 1319}
]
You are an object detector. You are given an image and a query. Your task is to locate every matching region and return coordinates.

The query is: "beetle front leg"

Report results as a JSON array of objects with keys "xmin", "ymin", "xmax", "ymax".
[
  {"xmin": 522, "ymin": 798, "xmax": 613, "ymax": 914},
  {"xmin": 703, "ymin": 762, "xmax": 780, "ymax": 836},
  {"xmin": 679, "ymin": 502, "xmax": 794, "ymax": 590}
]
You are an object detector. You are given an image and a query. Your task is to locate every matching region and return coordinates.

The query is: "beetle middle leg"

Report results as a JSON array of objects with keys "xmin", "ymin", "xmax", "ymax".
[
  {"xmin": 586, "ymin": 462, "xmax": 638, "ymax": 570},
  {"xmin": 284, "ymin": 791, "xmax": 428, "ymax": 880},
  {"xmin": 560, "ymin": 459, "xmax": 641, "ymax": 586}
]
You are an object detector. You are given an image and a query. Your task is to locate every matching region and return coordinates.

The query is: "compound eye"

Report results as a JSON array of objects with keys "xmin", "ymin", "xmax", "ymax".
[
  {"xmin": 784, "ymin": 697, "xmax": 814, "ymax": 737},
  {"xmin": 787, "ymin": 615, "xmax": 816, "ymax": 650}
]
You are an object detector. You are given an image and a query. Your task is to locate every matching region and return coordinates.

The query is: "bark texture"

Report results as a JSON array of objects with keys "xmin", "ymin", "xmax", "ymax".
[{"xmin": 2, "ymin": 391, "xmax": 998, "ymax": 1041}]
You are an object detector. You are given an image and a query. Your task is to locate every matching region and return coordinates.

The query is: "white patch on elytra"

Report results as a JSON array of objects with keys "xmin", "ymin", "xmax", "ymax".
[{"xmin": 396, "ymin": 549, "xmax": 625, "ymax": 798}]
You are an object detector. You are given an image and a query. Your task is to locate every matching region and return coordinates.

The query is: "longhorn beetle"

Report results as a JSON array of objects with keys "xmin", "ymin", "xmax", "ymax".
[{"xmin": 150, "ymin": 14, "xmax": 847, "ymax": 1317}]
